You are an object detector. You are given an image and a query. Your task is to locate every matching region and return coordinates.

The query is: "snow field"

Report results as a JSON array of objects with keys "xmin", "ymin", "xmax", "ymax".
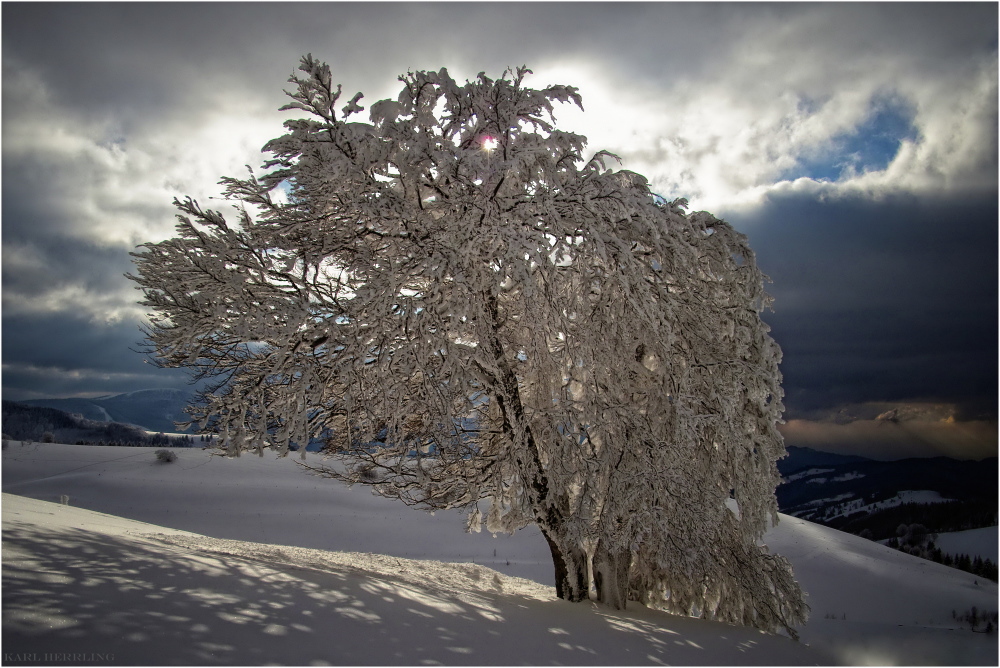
[
  {"xmin": 3, "ymin": 494, "xmax": 821, "ymax": 666},
  {"xmin": 934, "ymin": 526, "xmax": 998, "ymax": 563},
  {"xmin": 796, "ymin": 489, "xmax": 955, "ymax": 522},
  {"xmin": 3, "ymin": 442, "xmax": 997, "ymax": 665}
]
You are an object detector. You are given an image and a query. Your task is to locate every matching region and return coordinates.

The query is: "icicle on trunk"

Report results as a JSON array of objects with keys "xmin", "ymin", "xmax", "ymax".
[
  {"xmin": 542, "ymin": 531, "xmax": 589, "ymax": 602},
  {"xmin": 593, "ymin": 537, "xmax": 631, "ymax": 610}
]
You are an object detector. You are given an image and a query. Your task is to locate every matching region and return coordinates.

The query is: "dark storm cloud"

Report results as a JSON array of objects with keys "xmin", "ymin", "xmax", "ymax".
[
  {"xmin": 3, "ymin": 312, "xmax": 143, "ymax": 377},
  {"xmin": 1, "ymin": 234, "xmax": 133, "ymax": 308},
  {"xmin": 725, "ymin": 190, "xmax": 998, "ymax": 420},
  {"xmin": 2, "ymin": 3, "xmax": 996, "ymax": 461},
  {"xmin": 1, "ymin": 311, "xmax": 188, "ymax": 400},
  {"xmin": 3, "ymin": 3, "xmax": 423, "ymax": 134},
  {"xmin": 15, "ymin": 2, "xmax": 989, "ymax": 120}
]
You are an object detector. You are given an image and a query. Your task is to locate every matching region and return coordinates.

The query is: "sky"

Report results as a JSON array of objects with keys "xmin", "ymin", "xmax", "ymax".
[{"xmin": 2, "ymin": 2, "xmax": 997, "ymax": 461}]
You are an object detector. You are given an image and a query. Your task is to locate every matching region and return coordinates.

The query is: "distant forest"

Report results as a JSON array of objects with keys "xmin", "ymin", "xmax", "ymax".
[
  {"xmin": 825, "ymin": 499, "xmax": 998, "ymax": 538},
  {"xmin": 777, "ymin": 448, "xmax": 996, "ymax": 579},
  {"xmin": 885, "ymin": 522, "xmax": 997, "ymax": 582},
  {"xmin": 1, "ymin": 401, "xmax": 195, "ymax": 448}
]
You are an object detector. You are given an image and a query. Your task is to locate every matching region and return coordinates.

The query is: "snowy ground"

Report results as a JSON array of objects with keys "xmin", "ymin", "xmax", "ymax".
[
  {"xmin": 934, "ymin": 526, "xmax": 999, "ymax": 563},
  {"xmin": 3, "ymin": 442, "xmax": 997, "ymax": 665},
  {"xmin": 799, "ymin": 490, "xmax": 955, "ymax": 523}
]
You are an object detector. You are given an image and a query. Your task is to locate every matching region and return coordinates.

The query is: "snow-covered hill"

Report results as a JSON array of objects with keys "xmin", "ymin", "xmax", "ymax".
[
  {"xmin": 3, "ymin": 442, "xmax": 996, "ymax": 665},
  {"xmin": 3, "ymin": 494, "xmax": 822, "ymax": 666},
  {"xmin": 935, "ymin": 526, "xmax": 999, "ymax": 562},
  {"xmin": 776, "ymin": 453, "xmax": 996, "ymax": 530},
  {"xmin": 20, "ymin": 389, "xmax": 192, "ymax": 434}
]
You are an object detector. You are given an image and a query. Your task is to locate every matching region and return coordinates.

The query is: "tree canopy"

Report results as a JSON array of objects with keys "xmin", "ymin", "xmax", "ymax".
[{"xmin": 130, "ymin": 55, "xmax": 807, "ymax": 636}]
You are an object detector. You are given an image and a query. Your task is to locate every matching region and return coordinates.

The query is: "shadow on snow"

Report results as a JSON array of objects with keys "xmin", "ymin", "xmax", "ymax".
[{"xmin": 0, "ymin": 520, "xmax": 809, "ymax": 666}]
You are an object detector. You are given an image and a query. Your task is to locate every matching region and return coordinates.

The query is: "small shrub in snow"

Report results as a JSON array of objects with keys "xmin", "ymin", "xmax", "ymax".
[
  {"xmin": 41, "ymin": 431, "xmax": 54, "ymax": 443},
  {"xmin": 155, "ymin": 449, "xmax": 177, "ymax": 463},
  {"xmin": 953, "ymin": 606, "xmax": 998, "ymax": 633}
]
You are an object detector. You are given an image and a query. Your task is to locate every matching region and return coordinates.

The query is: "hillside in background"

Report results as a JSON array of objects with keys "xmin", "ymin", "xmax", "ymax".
[
  {"xmin": 21, "ymin": 388, "xmax": 192, "ymax": 434},
  {"xmin": 1, "ymin": 401, "xmax": 194, "ymax": 448},
  {"xmin": 777, "ymin": 449, "xmax": 996, "ymax": 536},
  {"xmin": 778, "ymin": 445, "xmax": 872, "ymax": 472},
  {"xmin": 7, "ymin": 393, "xmax": 995, "ymax": 545},
  {"xmin": 776, "ymin": 445, "xmax": 997, "ymax": 583},
  {"xmin": 8, "ymin": 392, "xmax": 996, "ymax": 564},
  {"xmin": 8, "ymin": 396, "xmax": 992, "ymax": 584}
]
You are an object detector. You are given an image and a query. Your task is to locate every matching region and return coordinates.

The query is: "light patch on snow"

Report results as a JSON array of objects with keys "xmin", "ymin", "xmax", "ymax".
[
  {"xmin": 783, "ymin": 467, "xmax": 834, "ymax": 483},
  {"xmin": 935, "ymin": 526, "xmax": 999, "ymax": 563},
  {"xmin": 803, "ymin": 493, "xmax": 853, "ymax": 507},
  {"xmin": 804, "ymin": 472, "xmax": 865, "ymax": 485},
  {"xmin": 800, "ymin": 490, "xmax": 956, "ymax": 523},
  {"xmin": 895, "ymin": 490, "xmax": 952, "ymax": 505},
  {"xmin": 849, "ymin": 490, "xmax": 953, "ymax": 518}
]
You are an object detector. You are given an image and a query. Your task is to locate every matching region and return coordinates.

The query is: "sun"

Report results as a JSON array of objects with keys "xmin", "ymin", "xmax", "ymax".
[{"xmin": 481, "ymin": 136, "xmax": 498, "ymax": 151}]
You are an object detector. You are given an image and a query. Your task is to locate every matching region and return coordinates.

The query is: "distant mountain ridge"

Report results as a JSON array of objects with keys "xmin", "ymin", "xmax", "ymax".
[
  {"xmin": 777, "ymin": 445, "xmax": 872, "ymax": 474},
  {"xmin": 776, "ymin": 447, "xmax": 997, "ymax": 539},
  {"xmin": 1, "ymin": 401, "xmax": 193, "ymax": 447},
  {"xmin": 21, "ymin": 388, "xmax": 192, "ymax": 434}
]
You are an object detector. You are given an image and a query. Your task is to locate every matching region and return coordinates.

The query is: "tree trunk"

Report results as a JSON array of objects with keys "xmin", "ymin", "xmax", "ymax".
[
  {"xmin": 542, "ymin": 530, "xmax": 589, "ymax": 602},
  {"xmin": 593, "ymin": 537, "xmax": 630, "ymax": 610},
  {"xmin": 478, "ymin": 289, "xmax": 591, "ymax": 603}
]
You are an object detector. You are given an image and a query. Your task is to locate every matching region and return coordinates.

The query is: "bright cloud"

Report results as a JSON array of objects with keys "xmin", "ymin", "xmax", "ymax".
[
  {"xmin": 3, "ymin": 63, "xmax": 290, "ymax": 324},
  {"xmin": 4, "ymin": 64, "xmax": 283, "ymax": 247},
  {"xmin": 530, "ymin": 12, "xmax": 997, "ymax": 213},
  {"xmin": 778, "ymin": 401, "xmax": 997, "ymax": 461}
]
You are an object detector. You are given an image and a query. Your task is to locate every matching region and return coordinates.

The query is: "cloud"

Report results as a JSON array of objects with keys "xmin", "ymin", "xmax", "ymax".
[
  {"xmin": 1, "ymin": 312, "xmax": 189, "ymax": 401},
  {"xmin": 5, "ymin": 3, "xmax": 995, "ymax": 223},
  {"xmin": 779, "ymin": 415, "xmax": 997, "ymax": 461},
  {"xmin": 0, "ymin": 62, "xmax": 285, "ymax": 398},
  {"xmin": 1, "ymin": 60, "xmax": 291, "ymax": 329},
  {"xmin": 524, "ymin": 4, "xmax": 997, "ymax": 211},
  {"xmin": 2, "ymin": 60, "xmax": 283, "ymax": 242},
  {"xmin": 723, "ymin": 188, "xmax": 997, "ymax": 413},
  {"xmin": 1, "ymin": 2, "xmax": 995, "ymax": 455},
  {"xmin": 778, "ymin": 399, "xmax": 997, "ymax": 463}
]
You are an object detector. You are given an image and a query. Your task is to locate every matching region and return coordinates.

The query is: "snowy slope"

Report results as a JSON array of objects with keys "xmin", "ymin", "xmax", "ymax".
[
  {"xmin": 20, "ymin": 389, "xmax": 191, "ymax": 433},
  {"xmin": 3, "ymin": 494, "xmax": 822, "ymax": 666},
  {"xmin": 3, "ymin": 442, "xmax": 997, "ymax": 665},
  {"xmin": 765, "ymin": 514, "xmax": 997, "ymax": 664},
  {"xmin": 935, "ymin": 526, "xmax": 999, "ymax": 562},
  {"xmin": 1, "ymin": 441, "xmax": 550, "ymax": 580}
]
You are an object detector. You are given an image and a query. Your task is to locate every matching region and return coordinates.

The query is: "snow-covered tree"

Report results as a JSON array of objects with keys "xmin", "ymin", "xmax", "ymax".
[{"xmin": 130, "ymin": 55, "xmax": 806, "ymax": 636}]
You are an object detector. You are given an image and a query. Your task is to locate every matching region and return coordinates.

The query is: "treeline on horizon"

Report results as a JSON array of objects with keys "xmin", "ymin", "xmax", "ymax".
[
  {"xmin": 822, "ymin": 499, "xmax": 997, "ymax": 538},
  {"xmin": 885, "ymin": 522, "xmax": 998, "ymax": 582},
  {"xmin": 917, "ymin": 547, "xmax": 998, "ymax": 582},
  {"xmin": 1, "ymin": 400, "xmax": 196, "ymax": 448}
]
